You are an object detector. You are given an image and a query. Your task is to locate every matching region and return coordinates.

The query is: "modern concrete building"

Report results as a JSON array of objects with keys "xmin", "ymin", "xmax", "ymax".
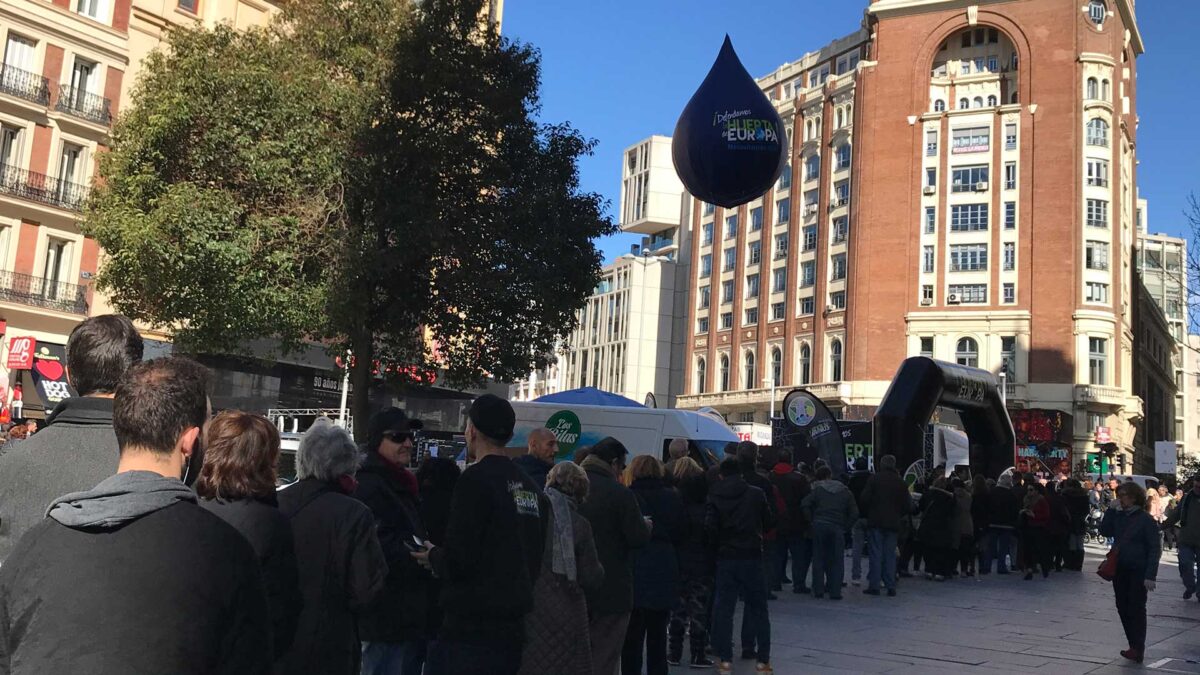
[
  {"xmin": 1184, "ymin": 334, "xmax": 1200, "ymax": 469},
  {"xmin": 1134, "ymin": 224, "xmax": 1188, "ymax": 473},
  {"xmin": 512, "ymin": 136, "xmax": 688, "ymax": 406},
  {"xmin": 1131, "ymin": 271, "xmax": 1178, "ymax": 475},
  {"xmin": 677, "ymin": 0, "xmax": 1148, "ymax": 467}
]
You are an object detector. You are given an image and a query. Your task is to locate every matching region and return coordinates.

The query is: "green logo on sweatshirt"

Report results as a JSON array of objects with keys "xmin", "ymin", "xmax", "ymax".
[{"xmin": 546, "ymin": 411, "xmax": 581, "ymax": 459}]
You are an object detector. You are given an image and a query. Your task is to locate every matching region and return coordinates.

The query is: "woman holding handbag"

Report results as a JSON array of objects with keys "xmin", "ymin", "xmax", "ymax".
[{"xmin": 1098, "ymin": 482, "xmax": 1162, "ymax": 665}]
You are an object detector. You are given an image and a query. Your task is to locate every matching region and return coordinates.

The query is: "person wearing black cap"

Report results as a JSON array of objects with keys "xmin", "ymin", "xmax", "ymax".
[
  {"xmin": 414, "ymin": 394, "xmax": 546, "ymax": 675},
  {"xmin": 578, "ymin": 437, "xmax": 652, "ymax": 675},
  {"xmin": 356, "ymin": 407, "xmax": 432, "ymax": 675}
]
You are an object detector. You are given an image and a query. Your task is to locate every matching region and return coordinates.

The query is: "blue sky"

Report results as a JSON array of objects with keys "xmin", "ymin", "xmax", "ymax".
[{"xmin": 504, "ymin": 1, "xmax": 1200, "ymax": 265}]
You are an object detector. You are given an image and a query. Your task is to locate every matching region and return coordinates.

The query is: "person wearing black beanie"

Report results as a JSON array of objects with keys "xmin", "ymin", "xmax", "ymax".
[{"xmin": 415, "ymin": 395, "xmax": 546, "ymax": 675}]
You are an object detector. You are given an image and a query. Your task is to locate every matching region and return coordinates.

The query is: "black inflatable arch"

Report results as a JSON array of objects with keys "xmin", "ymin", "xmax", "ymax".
[{"xmin": 872, "ymin": 357, "xmax": 1015, "ymax": 479}]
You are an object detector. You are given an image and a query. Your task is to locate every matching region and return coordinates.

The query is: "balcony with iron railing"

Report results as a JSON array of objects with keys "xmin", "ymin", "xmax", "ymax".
[
  {"xmin": 0, "ymin": 164, "xmax": 88, "ymax": 211},
  {"xmin": 0, "ymin": 270, "xmax": 87, "ymax": 314},
  {"xmin": 55, "ymin": 85, "xmax": 112, "ymax": 126},
  {"xmin": 0, "ymin": 63, "xmax": 51, "ymax": 106}
]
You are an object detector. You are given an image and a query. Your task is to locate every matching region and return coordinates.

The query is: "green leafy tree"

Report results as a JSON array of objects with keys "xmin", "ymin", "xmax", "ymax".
[{"xmin": 85, "ymin": 0, "xmax": 613, "ymax": 436}]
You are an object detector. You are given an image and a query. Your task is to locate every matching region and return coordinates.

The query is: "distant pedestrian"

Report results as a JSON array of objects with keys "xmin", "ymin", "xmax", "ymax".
[
  {"xmin": 1045, "ymin": 481, "xmax": 1072, "ymax": 572},
  {"xmin": 667, "ymin": 458, "xmax": 715, "ymax": 669},
  {"xmin": 578, "ymin": 437, "xmax": 651, "ymax": 675},
  {"xmin": 416, "ymin": 395, "xmax": 546, "ymax": 675},
  {"xmin": 860, "ymin": 455, "xmax": 908, "ymax": 596},
  {"xmin": 1061, "ymin": 479, "xmax": 1090, "ymax": 571},
  {"xmin": 518, "ymin": 462, "xmax": 604, "ymax": 675},
  {"xmin": 898, "ymin": 482, "xmax": 924, "ymax": 577},
  {"xmin": 951, "ymin": 478, "xmax": 974, "ymax": 577},
  {"xmin": 279, "ymin": 419, "xmax": 388, "ymax": 675},
  {"xmin": 0, "ymin": 357, "xmax": 272, "ymax": 675},
  {"xmin": 846, "ymin": 457, "xmax": 871, "ymax": 586},
  {"xmin": 917, "ymin": 478, "xmax": 956, "ymax": 581},
  {"xmin": 769, "ymin": 448, "xmax": 811, "ymax": 594},
  {"xmin": 803, "ymin": 465, "xmax": 858, "ymax": 599},
  {"xmin": 355, "ymin": 408, "xmax": 434, "ymax": 675},
  {"xmin": 984, "ymin": 474, "xmax": 1021, "ymax": 573},
  {"xmin": 970, "ymin": 475, "xmax": 991, "ymax": 574},
  {"xmin": 707, "ymin": 458, "xmax": 774, "ymax": 675},
  {"xmin": 731, "ymin": 442, "xmax": 779, "ymax": 658},
  {"xmin": 1020, "ymin": 483, "xmax": 1052, "ymax": 580},
  {"xmin": 515, "ymin": 427, "xmax": 558, "ymax": 490},
  {"xmin": 1164, "ymin": 476, "xmax": 1199, "ymax": 601},
  {"xmin": 197, "ymin": 410, "xmax": 302, "ymax": 668},
  {"xmin": 623, "ymin": 456, "xmax": 686, "ymax": 675},
  {"xmin": 0, "ymin": 314, "xmax": 144, "ymax": 563},
  {"xmin": 1100, "ymin": 482, "xmax": 1162, "ymax": 664}
]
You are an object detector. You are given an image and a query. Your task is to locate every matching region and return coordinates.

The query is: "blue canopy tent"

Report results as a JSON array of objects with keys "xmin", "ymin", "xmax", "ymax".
[{"xmin": 534, "ymin": 387, "xmax": 646, "ymax": 408}]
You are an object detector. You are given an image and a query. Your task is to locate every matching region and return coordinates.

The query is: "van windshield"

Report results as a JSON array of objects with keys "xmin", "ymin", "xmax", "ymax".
[{"xmin": 691, "ymin": 440, "xmax": 729, "ymax": 468}]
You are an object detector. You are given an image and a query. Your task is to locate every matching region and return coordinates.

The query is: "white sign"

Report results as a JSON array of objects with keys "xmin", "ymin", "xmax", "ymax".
[
  {"xmin": 1154, "ymin": 441, "xmax": 1178, "ymax": 475},
  {"xmin": 731, "ymin": 423, "xmax": 772, "ymax": 446},
  {"xmin": 934, "ymin": 425, "xmax": 970, "ymax": 477}
]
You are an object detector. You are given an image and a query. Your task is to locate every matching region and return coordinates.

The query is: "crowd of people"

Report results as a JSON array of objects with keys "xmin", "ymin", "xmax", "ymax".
[{"xmin": 1, "ymin": 314, "xmax": 1198, "ymax": 674}]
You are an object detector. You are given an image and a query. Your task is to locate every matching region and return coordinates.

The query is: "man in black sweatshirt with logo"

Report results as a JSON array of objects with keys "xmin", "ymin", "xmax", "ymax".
[{"xmin": 414, "ymin": 395, "xmax": 546, "ymax": 675}]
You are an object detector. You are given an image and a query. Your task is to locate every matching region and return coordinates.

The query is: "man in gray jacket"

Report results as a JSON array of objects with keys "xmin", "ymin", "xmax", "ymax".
[
  {"xmin": 802, "ymin": 465, "xmax": 858, "ymax": 600},
  {"xmin": 0, "ymin": 315, "xmax": 143, "ymax": 563}
]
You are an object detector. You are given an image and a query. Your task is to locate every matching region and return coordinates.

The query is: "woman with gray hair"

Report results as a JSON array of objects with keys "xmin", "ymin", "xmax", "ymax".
[
  {"xmin": 278, "ymin": 419, "xmax": 388, "ymax": 675},
  {"xmin": 518, "ymin": 461, "xmax": 605, "ymax": 675}
]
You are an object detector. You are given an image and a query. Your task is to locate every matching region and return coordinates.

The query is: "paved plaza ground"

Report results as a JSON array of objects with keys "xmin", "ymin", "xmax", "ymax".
[{"xmin": 688, "ymin": 544, "xmax": 1200, "ymax": 674}]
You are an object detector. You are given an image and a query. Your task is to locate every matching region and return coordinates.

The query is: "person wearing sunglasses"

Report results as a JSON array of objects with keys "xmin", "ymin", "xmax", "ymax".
[{"xmin": 356, "ymin": 407, "xmax": 431, "ymax": 675}]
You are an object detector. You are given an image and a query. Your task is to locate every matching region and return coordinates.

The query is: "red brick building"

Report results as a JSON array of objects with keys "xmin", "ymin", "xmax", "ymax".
[{"xmin": 677, "ymin": 0, "xmax": 1149, "ymax": 465}]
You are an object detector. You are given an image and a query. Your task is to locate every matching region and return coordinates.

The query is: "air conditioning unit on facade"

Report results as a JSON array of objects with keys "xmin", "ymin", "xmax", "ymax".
[
  {"xmin": 919, "ymin": 298, "xmax": 933, "ymax": 306},
  {"xmin": 825, "ymin": 304, "xmax": 836, "ymax": 314},
  {"xmin": 975, "ymin": 181, "xmax": 989, "ymax": 191},
  {"xmin": 923, "ymin": 186, "xmax": 936, "ymax": 196},
  {"xmin": 804, "ymin": 205, "xmax": 818, "ymax": 216},
  {"xmin": 947, "ymin": 294, "xmax": 960, "ymax": 304}
]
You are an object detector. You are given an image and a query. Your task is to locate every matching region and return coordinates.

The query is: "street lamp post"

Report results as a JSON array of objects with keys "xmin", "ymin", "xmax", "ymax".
[
  {"xmin": 764, "ymin": 375, "xmax": 776, "ymax": 420},
  {"xmin": 338, "ymin": 350, "xmax": 351, "ymax": 429}
]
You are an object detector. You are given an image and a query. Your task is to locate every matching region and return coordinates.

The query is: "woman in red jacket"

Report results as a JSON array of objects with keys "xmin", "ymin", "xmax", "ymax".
[{"xmin": 1020, "ymin": 483, "xmax": 1053, "ymax": 580}]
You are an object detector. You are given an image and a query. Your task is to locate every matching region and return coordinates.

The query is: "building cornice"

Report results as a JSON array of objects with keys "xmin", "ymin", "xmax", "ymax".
[{"xmin": 867, "ymin": 0, "xmax": 1143, "ymax": 55}]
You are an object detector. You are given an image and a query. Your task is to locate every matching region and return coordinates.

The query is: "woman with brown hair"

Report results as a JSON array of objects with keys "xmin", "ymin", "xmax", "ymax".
[
  {"xmin": 197, "ymin": 410, "xmax": 302, "ymax": 669},
  {"xmin": 1099, "ymin": 481, "xmax": 1162, "ymax": 664},
  {"xmin": 623, "ymin": 455, "xmax": 686, "ymax": 675}
]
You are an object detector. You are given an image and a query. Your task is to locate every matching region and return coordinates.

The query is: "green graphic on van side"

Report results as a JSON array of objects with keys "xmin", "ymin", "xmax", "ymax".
[{"xmin": 546, "ymin": 410, "xmax": 582, "ymax": 459}]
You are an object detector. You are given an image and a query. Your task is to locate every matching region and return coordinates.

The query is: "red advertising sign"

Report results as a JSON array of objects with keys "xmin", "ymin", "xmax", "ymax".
[
  {"xmin": 7, "ymin": 336, "xmax": 35, "ymax": 369},
  {"xmin": 1095, "ymin": 426, "xmax": 1111, "ymax": 444}
]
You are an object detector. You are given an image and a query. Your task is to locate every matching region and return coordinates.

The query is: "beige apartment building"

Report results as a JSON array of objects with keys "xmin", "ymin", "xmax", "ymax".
[
  {"xmin": 673, "ymin": 0, "xmax": 1154, "ymax": 470},
  {"xmin": 0, "ymin": 0, "xmax": 277, "ymax": 415}
]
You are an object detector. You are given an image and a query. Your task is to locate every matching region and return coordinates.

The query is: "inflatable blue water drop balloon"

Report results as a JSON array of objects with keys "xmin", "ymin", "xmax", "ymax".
[{"xmin": 672, "ymin": 36, "xmax": 789, "ymax": 209}]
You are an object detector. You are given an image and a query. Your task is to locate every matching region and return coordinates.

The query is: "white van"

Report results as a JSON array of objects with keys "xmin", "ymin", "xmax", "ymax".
[{"xmin": 509, "ymin": 401, "xmax": 738, "ymax": 469}]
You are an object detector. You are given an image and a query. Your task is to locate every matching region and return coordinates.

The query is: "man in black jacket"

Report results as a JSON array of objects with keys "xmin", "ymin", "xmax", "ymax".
[
  {"xmin": 513, "ymin": 427, "xmax": 557, "ymax": 490},
  {"xmin": 356, "ymin": 407, "xmax": 431, "ymax": 675},
  {"xmin": 0, "ymin": 357, "xmax": 271, "ymax": 675},
  {"xmin": 0, "ymin": 314, "xmax": 143, "ymax": 563},
  {"xmin": 860, "ymin": 455, "xmax": 910, "ymax": 596},
  {"xmin": 579, "ymin": 437, "xmax": 652, "ymax": 675},
  {"xmin": 416, "ymin": 395, "xmax": 545, "ymax": 675},
  {"xmin": 985, "ymin": 474, "xmax": 1022, "ymax": 573},
  {"xmin": 707, "ymin": 458, "xmax": 775, "ymax": 674}
]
